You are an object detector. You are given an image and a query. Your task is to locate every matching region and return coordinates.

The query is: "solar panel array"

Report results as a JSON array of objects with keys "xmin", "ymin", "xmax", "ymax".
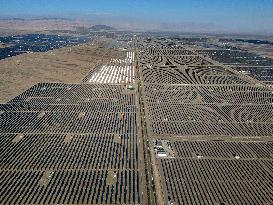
[
  {"xmin": 140, "ymin": 40, "xmax": 273, "ymax": 138},
  {"xmin": 139, "ymin": 39, "xmax": 273, "ymax": 205},
  {"xmin": 84, "ymin": 52, "xmax": 135, "ymax": 84},
  {"xmin": 160, "ymin": 155, "xmax": 273, "ymax": 205},
  {"xmin": 1, "ymin": 36, "xmax": 273, "ymax": 205},
  {"xmin": 0, "ymin": 49, "xmax": 144, "ymax": 203},
  {"xmin": 196, "ymin": 49, "xmax": 273, "ymax": 85}
]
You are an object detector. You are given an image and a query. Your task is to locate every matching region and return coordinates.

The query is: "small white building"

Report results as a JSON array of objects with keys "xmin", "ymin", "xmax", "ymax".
[{"xmin": 157, "ymin": 151, "xmax": 167, "ymax": 157}]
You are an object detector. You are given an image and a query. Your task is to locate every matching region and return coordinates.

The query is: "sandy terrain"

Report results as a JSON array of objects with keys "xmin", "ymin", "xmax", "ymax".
[
  {"xmin": 238, "ymin": 44, "xmax": 273, "ymax": 59},
  {"xmin": 0, "ymin": 42, "xmax": 124, "ymax": 103},
  {"xmin": 0, "ymin": 43, "xmax": 9, "ymax": 48}
]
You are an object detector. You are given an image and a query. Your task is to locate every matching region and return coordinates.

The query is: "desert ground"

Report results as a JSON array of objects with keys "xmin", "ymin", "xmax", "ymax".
[
  {"xmin": 0, "ymin": 42, "xmax": 124, "ymax": 102},
  {"xmin": 0, "ymin": 43, "xmax": 9, "ymax": 48}
]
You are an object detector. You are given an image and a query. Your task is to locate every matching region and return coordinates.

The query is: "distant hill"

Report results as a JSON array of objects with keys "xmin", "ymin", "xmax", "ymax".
[
  {"xmin": 31, "ymin": 17, "xmax": 73, "ymax": 21},
  {"xmin": 0, "ymin": 18, "xmax": 25, "ymax": 21},
  {"xmin": 89, "ymin": 25, "xmax": 115, "ymax": 31},
  {"xmin": 0, "ymin": 17, "xmax": 72, "ymax": 21}
]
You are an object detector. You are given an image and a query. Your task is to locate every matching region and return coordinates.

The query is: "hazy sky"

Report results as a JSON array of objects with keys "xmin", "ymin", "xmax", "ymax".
[{"xmin": 1, "ymin": 0, "xmax": 273, "ymax": 34}]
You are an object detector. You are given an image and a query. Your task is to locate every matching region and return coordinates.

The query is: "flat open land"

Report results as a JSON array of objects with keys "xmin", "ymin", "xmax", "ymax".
[
  {"xmin": 0, "ymin": 43, "xmax": 124, "ymax": 102},
  {"xmin": 0, "ymin": 32, "xmax": 273, "ymax": 204}
]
